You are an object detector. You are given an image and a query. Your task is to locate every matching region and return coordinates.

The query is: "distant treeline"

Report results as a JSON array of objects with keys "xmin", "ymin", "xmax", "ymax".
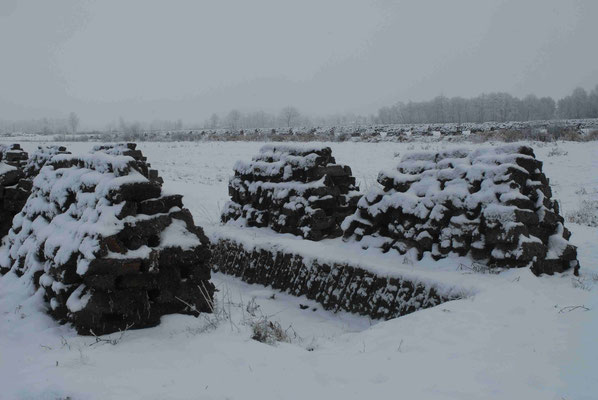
[
  {"xmin": 202, "ymin": 85, "xmax": 598, "ymax": 129},
  {"xmin": 376, "ymin": 86, "xmax": 598, "ymax": 124},
  {"xmin": 0, "ymin": 117, "xmax": 70, "ymax": 135},
  {"xmin": 2, "ymin": 85, "xmax": 598, "ymax": 135}
]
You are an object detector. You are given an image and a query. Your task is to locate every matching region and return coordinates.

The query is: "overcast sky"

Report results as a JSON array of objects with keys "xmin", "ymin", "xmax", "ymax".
[{"xmin": 1, "ymin": 0, "xmax": 597, "ymax": 128}]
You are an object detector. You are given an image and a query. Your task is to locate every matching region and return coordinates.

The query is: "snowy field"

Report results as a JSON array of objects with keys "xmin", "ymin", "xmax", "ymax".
[{"xmin": 1, "ymin": 140, "xmax": 597, "ymax": 399}]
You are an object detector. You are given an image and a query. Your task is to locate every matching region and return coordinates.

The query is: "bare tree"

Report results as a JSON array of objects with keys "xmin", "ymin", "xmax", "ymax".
[
  {"xmin": 209, "ymin": 113, "xmax": 219, "ymax": 129},
  {"xmin": 590, "ymin": 85, "xmax": 598, "ymax": 116},
  {"xmin": 226, "ymin": 109, "xmax": 242, "ymax": 130},
  {"xmin": 68, "ymin": 112, "xmax": 80, "ymax": 134},
  {"xmin": 280, "ymin": 106, "xmax": 300, "ymax": 127}
]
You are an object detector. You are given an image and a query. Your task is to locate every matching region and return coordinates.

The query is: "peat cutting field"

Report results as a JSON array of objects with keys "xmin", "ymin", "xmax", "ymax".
[{"xmin": 1, "ymin": 139, "xmax": 597, "ymax": 400}]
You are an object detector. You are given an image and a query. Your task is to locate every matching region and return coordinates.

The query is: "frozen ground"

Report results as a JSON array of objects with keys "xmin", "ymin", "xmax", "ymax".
[{"xmin": 1, "ymin": 140, "xmax": 597, "ymax": 399}]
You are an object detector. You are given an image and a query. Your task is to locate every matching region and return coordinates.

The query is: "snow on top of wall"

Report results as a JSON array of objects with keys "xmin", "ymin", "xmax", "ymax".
[
  {"xmin": 91, "ymin": 143, "xmax": 134, "ymax": 155},
  {"xmin": 208, "ymin": 224, "xmax": 474, "ymax": 299},
  {"xmin": 258, "ymin": 143, "xmax": 331, "ymax": 155}
]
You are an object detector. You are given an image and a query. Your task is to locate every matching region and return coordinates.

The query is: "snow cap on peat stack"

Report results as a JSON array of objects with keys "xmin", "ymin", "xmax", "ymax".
[
  {"xmin": 92, "ymin": 142, "xmax": 163, "ymax": 185},
  {"xmin": 221, "ymin": 144, "xmax": 360, "ymax": 240},
  {"xmin": 342, "ymin": 145, "xmax": 579, "ymax": 275},
  {"xmin": 0, "ymin": 146, "xmax": 214, "ymax": 335}
]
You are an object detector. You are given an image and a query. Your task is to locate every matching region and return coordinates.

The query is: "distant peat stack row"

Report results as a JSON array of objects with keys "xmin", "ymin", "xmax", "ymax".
[
  {"xmin": 342, "ymin": 145, "xmax": 579, "ymax": 275},
  {"xmin": 222, "ymin": 144, "xmax": 360, "ymax": 240}
]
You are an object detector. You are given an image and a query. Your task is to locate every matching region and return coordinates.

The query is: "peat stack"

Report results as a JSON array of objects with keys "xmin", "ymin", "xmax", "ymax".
[
  {"xmin": 0, "ymin": 150, "xmax": 213, "ymax": 335},
  {"xmin": 222, "ymin": 144, "xmax": 360, "ymax": 240},
  {"xmin": 343, "ymin": 145, "xmax": 579, "ymax": 275}
]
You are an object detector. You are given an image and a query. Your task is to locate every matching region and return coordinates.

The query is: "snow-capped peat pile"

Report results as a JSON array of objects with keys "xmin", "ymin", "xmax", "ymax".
[
  {"xmin": 343, "ymin": 145, "xmax": 579, "ymax": 275},
  {"xmin": 0, "ymin": 144, "xmax": 29, "ymax": 239},
  {"xmin": 0, "ymin": 148, "xmax": 214, "ymax": 335},
  {"xmin": 221, "ymin": 144, "xmax": 360, "ymax": 240},
  {"xmin": 213, "ymin": 144, "xmax": 464, "ymax": 320}
]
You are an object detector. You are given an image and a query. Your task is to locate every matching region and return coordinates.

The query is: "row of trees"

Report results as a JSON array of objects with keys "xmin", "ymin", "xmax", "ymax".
[
  {"xmin": 103, "ymin": 117, "xmax": 184, "ymax": 135},
  {"xmin": 377, "ymin": 85, "xmax": 598, "ymax": 125},
  {"xmin": 203, "ymin": 108, "xmax": 377, "ymax": 130},
  {"xmin": 204, "ymin": 106, "xmax": 311, "ymax": 130},
  {"xmin": 106, "ymin": 109, "xmax": 369, "ymax": 134},
  {"xmin": 3, "ymin": 86, "xmax": 598, "ymax": 135},
  {"xmin": 203, "ymin": 85, "xmax": 598, "ymax": 130},
  {"xmin": 0, "ymin": 112, "xmax": 79, "ymax": 135},
  {"xmin": 557, "ymin": 87, "xmax": 598, "ymax": 120}
]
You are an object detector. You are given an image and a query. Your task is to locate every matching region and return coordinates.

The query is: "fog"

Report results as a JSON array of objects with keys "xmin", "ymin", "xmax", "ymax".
[{"xmin": 1, "ymin": 0, "xmax": 597, "ymax": 129}]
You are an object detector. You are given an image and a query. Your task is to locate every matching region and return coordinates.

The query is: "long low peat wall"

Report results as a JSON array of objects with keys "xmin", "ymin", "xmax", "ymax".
[{"xmin": 210, "ymin": 235, "xmax": 465, "ymax": 320}]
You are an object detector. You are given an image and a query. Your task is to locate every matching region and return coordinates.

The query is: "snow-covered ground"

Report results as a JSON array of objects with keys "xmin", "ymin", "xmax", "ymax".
[{"xmin": 1, "ymin": 140, "xmax": 597, "ymax": 399}]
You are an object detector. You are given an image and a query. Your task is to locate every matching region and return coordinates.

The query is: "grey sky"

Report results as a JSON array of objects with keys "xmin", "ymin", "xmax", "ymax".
[{"xmin": 1, "ymin": 0, "xmax": 597, "ymax": 129}]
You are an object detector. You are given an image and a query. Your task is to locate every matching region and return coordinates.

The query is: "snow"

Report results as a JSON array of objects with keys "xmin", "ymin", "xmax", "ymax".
[
  {"xmin": 0, "ymin": 161, "xmax": 16, "ymax": 175},
  {"xmin": 22, "ymin": 145, "xmax": 69, "ymax": 178},
  {"xmin": 159, "ymin": 218, "xmax": 202, "ymax": 250},
  {"xmin": 65, "ymin": 284, "xmax": 91, "ymax": 313},
  {"xmin": 234, "ymin": 146, "xmax": 323, "ymax": 179},
  {"xmin": 0, "ymin": 139, "xmax": 597, "ymax": 399}
]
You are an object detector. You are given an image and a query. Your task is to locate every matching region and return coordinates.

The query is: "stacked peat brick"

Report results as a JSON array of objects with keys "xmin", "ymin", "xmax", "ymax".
[
  {"xmin": 0, "ymin": 146, "xmax": 213, "ymax": 335},
  {"xmin": 0, "ymin": 144, "xmax": 29, "ymax": 239},
  {"xmin": 216, "ymin": 144, "xmax": 462, "ymax": 320},
  {"xmin": 222, "ymin": 144, "xmax": 360, "ymax": 240},
  {"xmin": 343, "ymin": 145, "xmax": 579, "ymax": 275}
]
